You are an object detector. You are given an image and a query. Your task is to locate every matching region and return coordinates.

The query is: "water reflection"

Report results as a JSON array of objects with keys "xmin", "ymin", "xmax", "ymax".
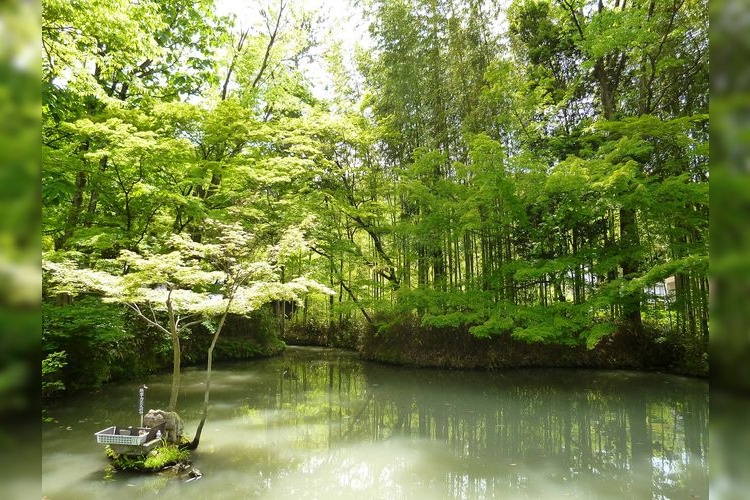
[
  {"xmin": 247, "ymin": 350, "xmax": 707, "ymax": 498},
  {"xmin": 42, "ymin": 347, "xmax": 708, "ymax": 499}
]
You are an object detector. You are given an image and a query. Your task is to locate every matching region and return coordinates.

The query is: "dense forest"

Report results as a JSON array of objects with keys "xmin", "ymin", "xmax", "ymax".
[{"xmin": 42, "ymin": 0, "xmax": 709, "ymax": 396}]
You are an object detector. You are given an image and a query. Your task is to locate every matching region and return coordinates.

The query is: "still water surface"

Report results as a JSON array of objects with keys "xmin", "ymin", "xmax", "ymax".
[{"xmin": 42, "ymin": 347, "xmax": 708, "ymax": 499}]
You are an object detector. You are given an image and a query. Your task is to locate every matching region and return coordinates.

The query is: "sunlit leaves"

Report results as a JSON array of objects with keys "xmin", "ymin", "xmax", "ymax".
[
  {"xmin": 44, "ymin": 218, "xmax": 334, "ymax": 321},
  {"xmin": 581, "ymin": 7, "xmax": 648, "ymax": 60},
  {"xmin": 41, "ymin": 0, "xmax": 709, "ymax": 357},
  {"xmin": 43, "ymin": 0, "xmax": 165, "ymax": 90},
  {"xmin": 43, "ymin": 0, "xmax": 229, "ymax": 103}
]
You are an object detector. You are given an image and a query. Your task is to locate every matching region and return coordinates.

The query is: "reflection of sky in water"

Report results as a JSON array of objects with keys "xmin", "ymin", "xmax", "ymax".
[
  {"xmin": 43, "ymin": 347, "xmax": 708, "ymax": 500},
  {"xmin": 651, "ymin": 453, "xmax": 687, "ymax": 484}
]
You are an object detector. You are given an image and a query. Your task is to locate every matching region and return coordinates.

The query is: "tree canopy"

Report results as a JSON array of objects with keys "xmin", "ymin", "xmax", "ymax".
[{"xmin": 42, "ymin": 0, "xmax": 709, "ymax": 400}]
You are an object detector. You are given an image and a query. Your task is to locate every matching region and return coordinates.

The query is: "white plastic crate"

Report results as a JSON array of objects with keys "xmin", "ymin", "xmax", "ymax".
[{"xmin": 94, "ymin": 426, "xmax": 149, "ymax": 446}]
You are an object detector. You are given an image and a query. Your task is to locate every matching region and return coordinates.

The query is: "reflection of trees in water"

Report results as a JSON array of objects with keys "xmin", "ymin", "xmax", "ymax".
[{"xmin": 255, "ymin": 350, "xmax": 707, "ymax": 498}]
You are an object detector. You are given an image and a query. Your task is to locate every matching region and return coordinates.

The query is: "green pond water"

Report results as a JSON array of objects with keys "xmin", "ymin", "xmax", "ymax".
[{"xmin": 42, "ymin": 346, "xmax": 708, "ymax": 499}]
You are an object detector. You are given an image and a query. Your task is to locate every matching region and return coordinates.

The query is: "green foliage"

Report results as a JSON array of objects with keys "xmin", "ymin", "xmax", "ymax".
[
  {"xmin": 182, "ymin": 310, "xmax": 284, "ymax": 363},
  {"xmin": 42, "ymin": 351, "xmax": 67, "ymax": 398},
  {"xmin": 106, "ymin": 443, "xmax": 190, "ymax": 471},
  {"xmin": 41, "ymin": 0, "xmax": 708, "ymax": 377},
  {"xmin": 142, "ymin": 445, "xmax": 191, "ymax": 470},
  {"xmin": 42, "ymin": 297, "xmax": 131, "ymax": 390}
]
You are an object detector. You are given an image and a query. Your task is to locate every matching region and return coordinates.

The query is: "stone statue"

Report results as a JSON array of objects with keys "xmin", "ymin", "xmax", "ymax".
[{"xmin": 143, "ymin": 409, "xmax": 183, "ymax": 444}]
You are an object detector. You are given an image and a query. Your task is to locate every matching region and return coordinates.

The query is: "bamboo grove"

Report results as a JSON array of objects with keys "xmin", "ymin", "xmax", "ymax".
[{"xmin": 43, "ymin": 0, "xmax": 709, "ymax": 381}]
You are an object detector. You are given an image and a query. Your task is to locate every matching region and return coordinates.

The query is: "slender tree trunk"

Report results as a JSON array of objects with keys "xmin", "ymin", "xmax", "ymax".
[
  {"xmin": 221, "ymin": 30, "xmax": 248, "ymax": 101},
  {"xmin": 251, "ymin": 0, "xmax": 286, "ymax": 90},
  {"xmin": 83, "ymin": 155, "xmax": 108, "ymax": 228},
  {"xmin": 57, "ymin": 170, "xmax": 87, "ymax": 250},
  {"xmin": 185, "ymin": 300, "xmax": 233, "ymax": 450},
  {"xmin": 620, "ymin": 208, "xmax": 643, "ymax": 332},
  {"xmin": 166, "ymin": 289, "xmax": 181, "ymax": 412}
]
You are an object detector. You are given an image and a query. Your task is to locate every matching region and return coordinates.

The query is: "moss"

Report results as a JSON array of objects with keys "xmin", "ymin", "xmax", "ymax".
[{"xmin": 106, "ymin": 443, "xmax": 191, "ymax": 472}]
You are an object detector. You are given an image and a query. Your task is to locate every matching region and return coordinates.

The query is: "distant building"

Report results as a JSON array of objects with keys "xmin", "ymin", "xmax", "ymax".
[
  {"xmin": 664, "ymin": 275, "xmax": 676, "ymax": 295},
  {"xmin": 649, "ymin": 275, "xmax": 676, "ymax": 303}
]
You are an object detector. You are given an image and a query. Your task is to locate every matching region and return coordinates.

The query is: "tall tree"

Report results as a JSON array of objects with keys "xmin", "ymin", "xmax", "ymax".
[{"xmin": 43, "ymin": 221, "xmax": 333, "ymax": 417}]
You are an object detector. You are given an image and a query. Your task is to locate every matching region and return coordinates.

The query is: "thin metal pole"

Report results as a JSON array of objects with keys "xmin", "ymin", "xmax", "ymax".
[{"xmin": 139, "ymin": 384, "xmax": 148, "ymax": 427}]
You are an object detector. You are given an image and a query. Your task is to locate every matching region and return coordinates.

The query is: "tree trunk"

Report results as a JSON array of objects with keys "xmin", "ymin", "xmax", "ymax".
[
  {"xmin": 168, "ymin": 327, "xmax": 180, "ymax": 412},
  {"xmin": 166, "ymin": 289, "xmax": 181, "ymax": 412},
  {"xmin": 185, "ymin": 301, "xmax": 233, "ymax": 450},
  {"xmin": 620, "ymin": 207, "xmax": 643, "ymax": 332},
  {"xmin": 57, "ymin": 170, "xmax": 87, "ymax": 250}
]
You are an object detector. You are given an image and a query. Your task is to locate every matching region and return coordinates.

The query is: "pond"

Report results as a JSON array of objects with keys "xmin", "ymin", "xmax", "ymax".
[{"xmin": 42, "ymin": 346, "xmax": 708, "ymax": 499}]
